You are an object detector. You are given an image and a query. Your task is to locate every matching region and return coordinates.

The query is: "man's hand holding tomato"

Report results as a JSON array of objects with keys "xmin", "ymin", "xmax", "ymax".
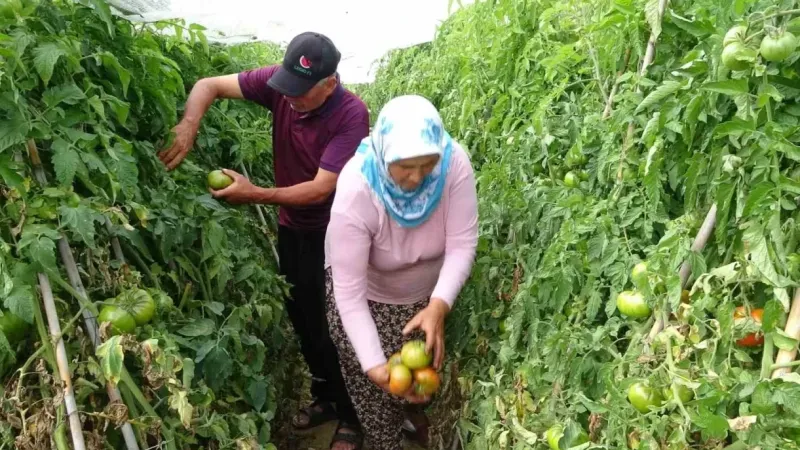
[{"xmin": 208, "ymin": 169, "xmax": 260, "ymax": 204}]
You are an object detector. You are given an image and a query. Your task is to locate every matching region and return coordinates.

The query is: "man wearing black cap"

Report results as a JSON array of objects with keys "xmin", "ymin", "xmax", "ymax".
[{"xmin": 158, "ymin": 32, "xmax": 367, "ymax": 450}]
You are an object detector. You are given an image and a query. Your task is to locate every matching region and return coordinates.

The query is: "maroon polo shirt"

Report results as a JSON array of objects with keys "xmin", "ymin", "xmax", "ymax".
[{"xmin": 238, "ymin": 65, "xmax": 369, "ymax": 230}]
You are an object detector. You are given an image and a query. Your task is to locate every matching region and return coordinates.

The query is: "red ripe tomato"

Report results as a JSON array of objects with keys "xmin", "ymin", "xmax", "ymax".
[
  {"xmin": 734, "ymin": 306, "xmax": 764, "ymax": 347},
  {"xmin": 413, "ymin": 367, "xmax": 441, "ymax": 396}
]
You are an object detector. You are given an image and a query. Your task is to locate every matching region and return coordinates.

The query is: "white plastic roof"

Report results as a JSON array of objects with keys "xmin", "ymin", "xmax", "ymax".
[{"xmin": 111, "ymin": 0, "xmax": 473, "ymax": 84}]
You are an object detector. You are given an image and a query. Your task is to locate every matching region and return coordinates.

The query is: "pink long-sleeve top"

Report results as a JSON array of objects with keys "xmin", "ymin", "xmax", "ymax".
[{"xmin": 325, "ymin": 142, "xmax": 479, "ymax": 372}]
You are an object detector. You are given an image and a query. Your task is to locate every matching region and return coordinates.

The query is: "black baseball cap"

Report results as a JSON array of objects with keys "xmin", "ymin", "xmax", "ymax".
[{"xmin": 267, "ymin": 32, "xmax": 341, "ymax": 97}]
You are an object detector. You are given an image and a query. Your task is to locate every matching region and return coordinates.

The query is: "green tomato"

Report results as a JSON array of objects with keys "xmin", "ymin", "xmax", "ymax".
[
  {"xmin": 723, "ymin": 25, "xmax": 748, "ymax": 47},
  {"xmin": 564, "ymin": 171, "xmax": 579, "ymax": 188},
  {"xmin": 579, "ymin": 170, "xmax": 589, "ymax": 181},
  {"xmin": 760, "ymin": 31, "xmax": 797, "ymax": 62},
  {"xmin": 207, "ymin": 170, "xmax": 234, "ymax": 190},
  {"xmin": 545, "ymin": 423, "xmax": 589, "ymax": 450},
  {"xmin": 722, "ymin": 42, "xmax": 756, "ymax": 71},
  {"xmin": 66, "ymin": 193, "xmax": 81, "ymax": 208},
  {"xmin": 0, "ymin": 310, "xmax": 30, "ymax": 344},
  {"xmin": 663, "ymin": 382, "xmax": 694, "ymax": 404},
  {"xmin": 628, "ymin": 382, "xmax": 663, "ymax": 413},
  {"xmin": 401, "ymin": 340, "xmax": 432, "ymax": 370},
  {"xmin": 116, "ymin": 289, "xmax": 156, "ymax": 325},
  {"xmin": 98, "ymin": 305, "xmax": 137, "ymax": 335},
  {"xmin": 616, "ymin": 290, "xmax": 651, "ymax": 319},
  {"xmin": 532, "ymin": 163, "xmax": 545, "ymax": 176},
  {"xmin": 631, "ymin": 262, "xmax": 648, "ymax": 287}
]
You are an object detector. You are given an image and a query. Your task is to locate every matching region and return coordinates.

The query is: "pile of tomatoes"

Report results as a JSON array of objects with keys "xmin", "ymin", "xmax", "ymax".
[{"xmin": 387, "ymin": 340, "xmax": 441, "ymax": 397}]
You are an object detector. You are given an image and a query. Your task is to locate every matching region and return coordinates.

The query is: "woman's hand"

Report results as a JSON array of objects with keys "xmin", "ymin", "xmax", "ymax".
[
  {"xmin": 402, "ymin": 298, "xmax": 450, "ymax": 369},
  {"xmin": 367, "ymin": 364, "xmax": 431, "ymax": 404}
]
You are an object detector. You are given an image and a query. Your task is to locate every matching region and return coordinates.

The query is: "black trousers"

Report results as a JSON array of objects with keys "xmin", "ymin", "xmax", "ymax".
[{"xmin": 277, "ymin": 225, "xmax": 359, "ymax": 426}]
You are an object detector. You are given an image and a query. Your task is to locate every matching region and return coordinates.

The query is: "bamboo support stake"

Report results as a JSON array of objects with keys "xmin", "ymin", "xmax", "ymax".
[
  {"xmin": 602, "ymin": 48, "xmax": 631, "ymax": 119},
  {"xmin": 647, "ymin": 204, "xmax": 717, "ymax": 341},
  {"xmin": 38, "ymin": 273, "xmax": 87, "ymax": 450},
  {"xmin": 239, "ymin": 163, "xmax": 280, "ymax": 264},
  {"xmin": 615, "ymin": 0, "xmax": 669, "ymax": 180},
  {"xmin": 27, "ymin": 140, "xmax": 140, "ymax": 450},
  {"xmin": 772, "ymin": 289, "xmax": 800, "ymax": 379}
]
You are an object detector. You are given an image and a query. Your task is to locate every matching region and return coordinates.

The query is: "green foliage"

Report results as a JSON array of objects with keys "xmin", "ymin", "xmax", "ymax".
[
  {"xmin": 361, "ymin": 0, "xmax": 800, "ymax": 448},
  {"xmin": 0, "ymin": 0, "xmax": 295, "ymax": 448}
]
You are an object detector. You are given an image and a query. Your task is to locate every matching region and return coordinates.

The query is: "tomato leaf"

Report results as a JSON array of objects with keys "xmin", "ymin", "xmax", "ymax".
[
  {"xmin": 0, "ymin": 332, "xmax": 16, "ymax": 377},
  {"xmin": 4, "ymin": 285, "xmax": 35, "ymax": 324},
  {"xmin": 182, "ymin": 357, "xmax": 195, "ymax": 389},
  {"xmin": 635, "ymin": 81, "xmax": 683, "ymax": 114},
  {"xmin": 701, "ymin": 80, "xmax": 749, "ymax": 96},
  {"xmin": 0, "ymin": 154, "xmax": 26, "ymax": 194},
  {"xmin": 42, "ymin": 83, "xmax": 85, "ymax": 108},
  {"xmin": 0, "ymin": 109, "xmax": 30, "ymax": 154},
  {"xmin": 762, "ymin": 299, "xmax": 783, "ymax": 333},
  {"xmin": 51, "ymin": 138, "xmax": 80, "ymax": 186},
  {"xmin": 96, "ymin": 335, "xmax": 124, "ymax": 387},
  {"xmin": 58, "ymin": 205, "xmax": 102, "ymax": 249},
  {"xmin": 691, "ymin": 407, "xmax": 729, "ymax": 440},
  {"xmin": 245, "ymin": 378, "xmax": 267, "ymax": 412},
  {"xmin": 774, "ymin": 382, "xmax": 800, "ymax": 415},
  {"xmin": 644, "ymin": 0, "xmax": 662, "ymax": 39},
  {"xmin": 751, "ymin": 382, "xmax": 777, "ymax": 415},
  {"xmin": 742, "ymin": 222, "xmax": 790, "ymax": 288},
  {"xmin": 167, "ymin": 386, "xmax": 194, "ymax": 429},
  {"xmin": 773, "ymin": 329, "xmax": 799, "ymax": 351},
  {"xmin": 32, "ymin": 42, "xmax": 66, "ymax": 87},
  {"xmin": 203, "ymin": 346, "xmax": 232, "ymax": 391},
  {"xmin": 177, "ymin": 319, "xmax": 215, "ymax": 337}
]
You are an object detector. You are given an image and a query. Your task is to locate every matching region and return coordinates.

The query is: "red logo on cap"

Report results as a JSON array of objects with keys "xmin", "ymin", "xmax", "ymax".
[{"xmin": 299, "ymin": 56, "xmax": 312, "ymax": 69}]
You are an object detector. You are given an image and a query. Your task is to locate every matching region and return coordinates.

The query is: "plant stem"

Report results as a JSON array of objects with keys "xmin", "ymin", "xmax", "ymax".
[
  {"xmin": 751, "ymin": 8, "xmax": 800, "ymax": 25},
  {"xmin": 760, "ymin": 334, "xmax": 775, "ymax": 379}
]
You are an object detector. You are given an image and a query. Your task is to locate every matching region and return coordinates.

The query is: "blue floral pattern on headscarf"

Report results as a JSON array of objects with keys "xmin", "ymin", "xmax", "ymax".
[{"xmin": 357, "ymin": 95, "xmax": 453, "ymax": 228}]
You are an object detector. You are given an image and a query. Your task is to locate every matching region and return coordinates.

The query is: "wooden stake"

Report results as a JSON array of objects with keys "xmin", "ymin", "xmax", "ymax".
[
  {"xmin": 38, "ymin": 273, "xmax": 87, "ymax": 450},
  {"xmin": 648, "ymin": 204, "xmax": 717, "ymax": 341},
  {"xmin": 772, "ymin": 289, "xmax": 800, "ymax": 379}
]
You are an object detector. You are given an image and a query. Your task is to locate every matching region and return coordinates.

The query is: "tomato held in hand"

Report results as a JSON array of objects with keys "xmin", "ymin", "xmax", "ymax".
[
  {"xmin": 208, "ymin": 170, "xmax": 233, "ymax": 190},
  {"xmin": 401, "ymin": 340, "xmax": 432, "ymax": 370},
  {"xmin": 98, "ymin": 305, "xmax": 137, "ymax": 335},
  {"xmin": 628, "ymin": 381, "xmax": 663, "ymax": 413},
  {"xmin": 388, "ymin": 364, "xmax": 412, "ymax": 396},
  {"xmin": 413, "ymin": 367, "xmax": 440, "ymax": 396},
  {"xmin": 388, "ymin": 353, "xmax": 404, "ymax": 367},
  {"xmin": 734, "ymin": 306, "xmax": 764, "ymax": 347}
]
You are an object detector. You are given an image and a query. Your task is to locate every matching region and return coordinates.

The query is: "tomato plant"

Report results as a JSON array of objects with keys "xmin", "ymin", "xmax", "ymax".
[{"xmin": 0, "ymin": 310, "xmax": 30, "ymax": 345}]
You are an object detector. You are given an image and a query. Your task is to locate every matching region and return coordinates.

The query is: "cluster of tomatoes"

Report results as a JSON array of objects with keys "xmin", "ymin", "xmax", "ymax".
[
  {"xmin": 721, "ymin": 24, "xmax": 797, "ymax": 71},
  {"xmin": 387, "ymin": 340, "xmax": 441, "ymax": 397},
  {"xmin": 98, "ymin": 289, "xmax": 157, "ymax": 335}
]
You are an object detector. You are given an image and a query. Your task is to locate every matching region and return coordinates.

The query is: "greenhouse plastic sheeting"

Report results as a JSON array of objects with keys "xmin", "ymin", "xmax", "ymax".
[{"xmin": 109, "ymin": 0, "xmax": 470, "ymax": 83}]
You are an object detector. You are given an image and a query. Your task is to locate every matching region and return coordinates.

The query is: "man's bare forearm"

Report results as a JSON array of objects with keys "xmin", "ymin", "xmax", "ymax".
[
  {"xmin": 181, "ymin": 79, "xmax": 219, "ymax": 131},
  {"xmin": 250, "ymin": 182, "xmax": 332, "ymax": 207}
]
